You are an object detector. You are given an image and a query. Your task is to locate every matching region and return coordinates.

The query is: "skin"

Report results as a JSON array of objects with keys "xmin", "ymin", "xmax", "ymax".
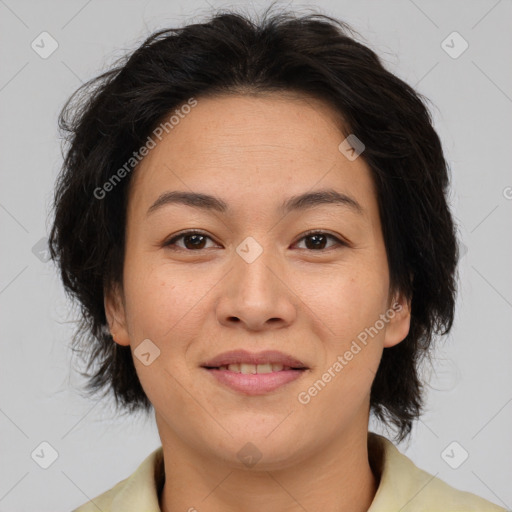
[{"xmin": 105, "ymin": 92, "xmax": 411, "ymax": 512}]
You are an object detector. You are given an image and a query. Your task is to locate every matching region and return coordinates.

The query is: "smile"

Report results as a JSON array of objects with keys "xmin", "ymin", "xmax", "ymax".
[
  {"xmin": 203, "ymin": 366, "xmax": 307, "ymax": 395},
  {"xmin": 216, "ymin": 363, "xmax": 294, "ymax": 373}
]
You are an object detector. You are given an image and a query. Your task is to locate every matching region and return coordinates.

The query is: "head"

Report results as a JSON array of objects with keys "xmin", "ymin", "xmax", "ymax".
[{"xmin": 49, "ymin": 6, "xmax": 459, "ymax": 453}]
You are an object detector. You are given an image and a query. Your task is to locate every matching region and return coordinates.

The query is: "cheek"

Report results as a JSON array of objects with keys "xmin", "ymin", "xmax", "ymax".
[
  {"xmin": 300, "ymin": 274, "xmax": 386, "ymax": 414},
  {"xmin": 121, "ymin": 255, "xmax": 233, "ymax": 388},
  {"xmin": 121, "ymin": 260, "xmax": 206, "ymax": 408},
  {"xmin": 303, "ymin": 265, "xmax": 388, "ymax": 345},
  {"xmin": 122, "ymin": 255, "xmax": 198, "ymax": 343}
]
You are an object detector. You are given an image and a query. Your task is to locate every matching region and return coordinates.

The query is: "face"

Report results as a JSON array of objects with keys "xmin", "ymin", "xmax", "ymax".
[{"xmin": 106, "ymin": 92, "xmax": 411, "ymax": 469}]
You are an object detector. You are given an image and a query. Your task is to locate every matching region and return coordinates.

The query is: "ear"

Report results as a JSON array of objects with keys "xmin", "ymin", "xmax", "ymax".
[
  {"xmin": 104, "ymin": 283, "xmax": 130, "ymax": 346},
  {"xmin": 383, "ymin": 290, "xmax": 411, "ymax": 349}
]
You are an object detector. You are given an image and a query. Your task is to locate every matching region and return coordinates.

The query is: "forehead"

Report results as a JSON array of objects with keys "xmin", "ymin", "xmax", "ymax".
[{"xmin": 127, "ymin": 93, "xmax": 377, "ymax": 221}]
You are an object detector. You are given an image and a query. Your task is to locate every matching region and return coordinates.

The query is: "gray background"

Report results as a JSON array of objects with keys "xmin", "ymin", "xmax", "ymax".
[{"xmin": 0, "ymin": 0, "xmax": 511, "ymax": 510}]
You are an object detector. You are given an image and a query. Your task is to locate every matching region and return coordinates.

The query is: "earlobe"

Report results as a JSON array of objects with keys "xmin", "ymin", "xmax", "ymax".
[
  {"xmin": 383, "ymin": 293, "xmax": 412, "ymax": 349},
  {"xmin": 104, "ymin": 284, "xmax": 131, "ymax": 347}
]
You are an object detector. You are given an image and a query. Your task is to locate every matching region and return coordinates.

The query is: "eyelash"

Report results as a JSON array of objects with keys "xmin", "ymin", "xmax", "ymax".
[{"xmin": 163, "ymin": 229, "xmax": 347, "ymax": 252}]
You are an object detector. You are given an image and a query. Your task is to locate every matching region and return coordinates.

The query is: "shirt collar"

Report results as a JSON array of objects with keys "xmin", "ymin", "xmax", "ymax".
[
  {"xmin": 105, "ymin": 432, "xmax": 503, "ymax": 511},
  {"xmin": 108, "ymin": 432, "xmax": 390, "ymax": 511},
  {"xmin": 110, "ymin": 443, "xmax": 164, "ymax": 512}
]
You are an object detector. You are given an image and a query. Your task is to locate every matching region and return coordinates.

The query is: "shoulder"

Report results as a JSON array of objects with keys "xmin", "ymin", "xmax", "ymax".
[
  {"xmin": 368, "ymin": 432, "xmax": 507, "ymax": 512},
  {"xmin": 71, "ymin": 446, "xmax": 164, "ymax": 512},
  {"xmin": 71, "ymin": 477, "xmax": 127, "ymax": 512}
]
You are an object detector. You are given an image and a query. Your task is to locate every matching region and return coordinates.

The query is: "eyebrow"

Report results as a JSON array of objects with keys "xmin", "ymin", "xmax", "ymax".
[{"xmin": 146, "ymin": 188, "xmax": 364, "ymax": 217}]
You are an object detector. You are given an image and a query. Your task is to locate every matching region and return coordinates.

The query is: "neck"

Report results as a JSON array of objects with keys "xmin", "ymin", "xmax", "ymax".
[{"xmin": 158, "ymin": 425, "xmax": 378, "ymax": 512}]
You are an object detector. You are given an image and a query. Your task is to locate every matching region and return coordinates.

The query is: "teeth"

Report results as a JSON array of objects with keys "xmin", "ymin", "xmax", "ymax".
[
  {"xmin": 217, "ymin": 363, "xmax": 288, "ymax": 373},
  {"xmin": 240, "ymin": 363, "xmax": 257, "ymax": 374}
]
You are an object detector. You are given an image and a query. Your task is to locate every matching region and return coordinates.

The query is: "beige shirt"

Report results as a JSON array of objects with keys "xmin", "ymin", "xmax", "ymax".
[{"xmin": 72, "ymin": 432, "xmax": 507, "ymax": 511}]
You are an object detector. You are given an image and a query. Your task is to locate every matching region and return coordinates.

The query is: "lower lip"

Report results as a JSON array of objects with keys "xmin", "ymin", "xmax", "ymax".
[{"xmin": 203, "ymin": 368, "xmax": 306, "ymax": 395}]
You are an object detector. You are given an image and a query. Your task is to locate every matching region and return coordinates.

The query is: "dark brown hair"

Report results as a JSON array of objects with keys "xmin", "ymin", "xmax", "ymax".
[{"xmin": 49, "ymin": 4, "xmax": 460, "ymax": 442}]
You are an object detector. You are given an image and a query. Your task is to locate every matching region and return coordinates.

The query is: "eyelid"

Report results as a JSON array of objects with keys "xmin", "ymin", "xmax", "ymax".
[
  {"xmin": 164, "ymin": 229, "xmax": 348, "ymax": 251},
  {"xmin": 293, "ymin": 229, "xmax": 348, "ymax": 250},
  {"xmin": 164, "ymin": 229, "xmax": 218, "ymax": 249}
]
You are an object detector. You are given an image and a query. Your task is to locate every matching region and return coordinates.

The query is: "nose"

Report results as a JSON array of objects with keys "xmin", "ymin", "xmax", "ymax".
[{"xmin": 215, "ymin": 246, "xmax": 297, "ymax": 332}]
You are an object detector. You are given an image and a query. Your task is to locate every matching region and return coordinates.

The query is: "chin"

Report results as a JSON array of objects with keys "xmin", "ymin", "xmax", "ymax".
[{"xmin": 206, "ymin": 426, "xmax": 306, "ymax": 469}]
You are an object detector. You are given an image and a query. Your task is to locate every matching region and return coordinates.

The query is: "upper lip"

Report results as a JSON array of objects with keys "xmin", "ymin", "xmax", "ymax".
[{"xmin": 201, "ymin": 350, "xmax": 308, "ymax": 369}]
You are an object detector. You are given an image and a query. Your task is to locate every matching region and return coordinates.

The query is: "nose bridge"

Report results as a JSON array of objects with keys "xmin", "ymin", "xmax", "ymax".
[
  {"xmin": 233, "ymin": 235, "xmax": 281, "ymax": 304},
  {"xmin": 216, "ymin": 235, "xmax": 296, "ymax": 329},
  {"xmin": 235, "ymin": 237, "xmax": 279, "ymax": 300}
]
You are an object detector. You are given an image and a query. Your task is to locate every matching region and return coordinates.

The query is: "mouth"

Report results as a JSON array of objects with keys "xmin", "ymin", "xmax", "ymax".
[
  {"xmin": 203, "ymin": 363, "xmax": 305, "ymax": 373},
  {"xmin": 201, "ymin": 349, "xmax": 309, "ymax": 370},
  {"xmin": 200, "ymin": 350, "xmax": 309, "ymax": 395}
]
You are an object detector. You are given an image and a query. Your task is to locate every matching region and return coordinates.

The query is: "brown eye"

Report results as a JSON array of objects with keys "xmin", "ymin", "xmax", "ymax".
[
  {"xmin": 295, "ymin": 232, "xmax": 345, "ymax": 251},
  {"xmin": 164, "ymin": 230, "xmax": 346, "ymax": 252},
  {"xmin": 164, "ymin": 231, "xmax": 216, "ymax": 251}
]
